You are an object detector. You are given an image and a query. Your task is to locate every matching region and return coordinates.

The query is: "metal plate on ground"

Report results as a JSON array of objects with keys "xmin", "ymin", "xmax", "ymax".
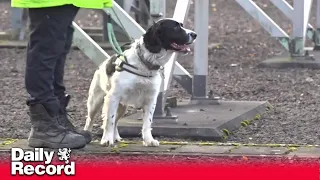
[
  {"xmin": 118, "ymin": 100, "xmax": 269, "ymax": 141},
  {"xmin": 258, "ymin": 51, "xmax": 320, "ymax": 69}
]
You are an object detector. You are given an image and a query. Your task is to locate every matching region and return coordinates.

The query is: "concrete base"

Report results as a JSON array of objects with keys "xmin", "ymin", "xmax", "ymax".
[
  {"xmin": 117, "ymin": 100, "xmax": 269, "ymax": 141},
  {"xmin": 258, "ymin": 51, "xmax": 320, "ymax": 69},
  {"xmin": 3, "ymin": 139, "xmax": 320, "ymax": 158},
  {"xmin": 190, "ymin": 96, "xmax": 221, "ymax": 105}
]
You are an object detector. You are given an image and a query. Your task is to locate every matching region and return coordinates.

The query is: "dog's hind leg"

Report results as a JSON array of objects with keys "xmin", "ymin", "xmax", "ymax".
[
  {"xmin": 114, "ymin": 103, "xmax": 127, "ymax": 142},
  {"xmin": 100, "ymin": 92, "xmax": 120, "ymax": 147},
  {"xmin": 84, "ymin": 72, "xmax": 105, "ymax": 132}
]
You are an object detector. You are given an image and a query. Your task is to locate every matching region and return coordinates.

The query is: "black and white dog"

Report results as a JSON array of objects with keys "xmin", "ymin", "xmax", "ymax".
[{"xmin": 83, "ymin": 18, "xmax": 197, "ymax": 147}]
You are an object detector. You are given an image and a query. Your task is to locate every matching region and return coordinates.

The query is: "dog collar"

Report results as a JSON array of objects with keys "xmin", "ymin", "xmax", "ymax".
[
  {"xmin": 114, "ymin": 55, "xmax": 158, "ymax": 78},
  {"xmin": 136, "ymin": 44, "xmax": 164, "ymax": 71}
]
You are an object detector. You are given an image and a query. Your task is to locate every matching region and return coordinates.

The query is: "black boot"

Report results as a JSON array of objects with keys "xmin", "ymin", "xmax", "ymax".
[
  {"xmin": 58, "ymin": 94, "xmax": 92, "ymax": 144},
  {"xmin": 28, "ymin": 104, "xmax": 87, "ymax": 149}
]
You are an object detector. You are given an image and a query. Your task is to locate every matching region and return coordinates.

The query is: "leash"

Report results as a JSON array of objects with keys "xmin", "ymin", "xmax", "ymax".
[
  {"xmin": 105, "ymin": 10, "xmax": 133, "ymax": 56},
  {"xmin": 104, "ymin": 9, "xmax": 163, "ymax": 78},
  {"xmin": 104, "ymin": 11, "xmax": 148, "ymax": 77}
]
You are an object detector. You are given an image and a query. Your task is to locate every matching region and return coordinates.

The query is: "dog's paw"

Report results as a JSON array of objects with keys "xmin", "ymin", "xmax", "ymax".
[
  {"xmin": 143, "ymin": 139, "xmax": 160, "ymax": 147},
  {"xmin": 114, "ymin": 135, "xmax": 122, "ymax": 142},
  {"xmin": 100, "ymin": 134, "xmax": 115, "ymax": 147},
  {"xmin": 114, "ymin": 129, "xmax": 122, "ymax": 142}
]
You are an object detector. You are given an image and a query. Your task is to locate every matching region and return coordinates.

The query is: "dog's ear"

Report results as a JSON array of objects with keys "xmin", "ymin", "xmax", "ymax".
[{"xmin": 143, "ymin": 24, "xmax": 162, "ymax": 53}]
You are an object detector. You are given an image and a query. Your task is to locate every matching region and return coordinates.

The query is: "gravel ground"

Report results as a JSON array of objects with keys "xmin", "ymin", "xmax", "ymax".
[{"xmin": 2, "ymin": 0, "xmax": 320, "ymax": 145}]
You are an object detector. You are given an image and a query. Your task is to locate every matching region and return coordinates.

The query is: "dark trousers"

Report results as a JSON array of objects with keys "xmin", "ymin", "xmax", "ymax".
[{"xmin": 25, "ymin": 5, "xmax": 79, "ymax": 116}]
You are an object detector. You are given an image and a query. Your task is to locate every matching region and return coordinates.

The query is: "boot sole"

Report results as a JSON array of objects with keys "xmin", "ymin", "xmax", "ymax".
[{"xmin": 28, "ymin": 138, "xmax": 86, "ymax": 149}]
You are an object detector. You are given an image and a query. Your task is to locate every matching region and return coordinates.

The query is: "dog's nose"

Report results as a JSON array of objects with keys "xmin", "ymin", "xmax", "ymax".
[{"xmin": 190, "ymin": 32, "xmax": 197, "ymax": 39}]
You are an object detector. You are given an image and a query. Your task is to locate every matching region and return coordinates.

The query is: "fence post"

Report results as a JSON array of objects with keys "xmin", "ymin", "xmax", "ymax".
[
  {"xmin": 290, "ymin": 0, "xmax": 312, "ymax": 56},
  {"xmin": 314, "ymin": 0, "xmax": 320, "ymax": 50}
]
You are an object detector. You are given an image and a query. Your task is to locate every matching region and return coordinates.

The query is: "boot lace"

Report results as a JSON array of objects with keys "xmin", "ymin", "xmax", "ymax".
[
  {"xmin": 27, "ymin": 112, "xmax": 68, "ymax": 133},
  {"xmin": 57, "ymin": 110, "xmax": 76, "ymax": 131}
]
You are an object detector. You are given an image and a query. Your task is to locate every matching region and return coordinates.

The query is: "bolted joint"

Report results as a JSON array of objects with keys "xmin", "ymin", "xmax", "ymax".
[
  {"xmin": 289, "ymin": 38, "xmax": 306, "ymax": 57},
  {"xmin": 165, "ymin": 107, "xmax": 172, "ymax": 117}
]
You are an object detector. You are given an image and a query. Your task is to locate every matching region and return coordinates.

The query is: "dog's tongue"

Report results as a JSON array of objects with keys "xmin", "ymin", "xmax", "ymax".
[
  {"xmin": 172, "ymin": 42, "xmax": 190, "ymax": 52},
  {"xmin": 184, "ymin": 47, "xmax": 191, "ymax": 52},
  {"xmin": 180, "ymin": 45, "xmax": 190, "ymax": 52}
]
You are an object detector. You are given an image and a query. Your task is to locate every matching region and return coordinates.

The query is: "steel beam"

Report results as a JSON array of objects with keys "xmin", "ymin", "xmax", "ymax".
[
  {"xmin": 163, "ymin": 0, "xmax": 190, "ymax": 91},
  {"xmin": 269, "ymin": 0, "xmax": 314, "ymax": 41},
  {"xmin": 317, "ymin": 0, "xmax": 320, "ymax": 30},
  {"xmin": 102, "ymin": 0, "xmax": 130, "ymax": 42},
  {"xmin": 193, "ymin": 0, "xmax": 209, "ymax": 98},
  {"xmin": 72, "ymin": 22, "xmax": 110, "ymax": 65},
  {"xmin": 291, "ymin": 0, "xmax": 312, "ymax": 56},
  {"xmin": 150, "ymin": 0, "xmax": 166, "ymax": 18},
  {"xmin": 123, "ymin": 0, "xmax": 135, "ymax": 12},
  {"xmin": 154, "ymin": 0, "xmax": 191, "ymax": 119},
  {"xmin": 134, "ymin": 0, "xmax": 150, "ymax": 29},
  {"xmin": 235, "ymin": 0, "xmax": 290, "ymax": 50},
  {"xmin": 10, "ymin": 8, "xmax": 28, "ymax": 40},
  {"xmin": 314, "ymin": 0, "xmax": 320, "ymax": 49},
  {"xmin": 104, "ymin": 2, "xmax": 146, "ymax": 39}
]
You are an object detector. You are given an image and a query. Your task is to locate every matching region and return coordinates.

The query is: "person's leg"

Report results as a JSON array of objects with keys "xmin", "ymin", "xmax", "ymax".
[
  {"xmin": 53, "ymin": 23, "xmax": 92, "ymax": 144},
  {"xmin": 53, "ymin": 23, "xmax": 73, "ymax": 98},
  {"xmin": 25, "ymin": 5, "xmax": 86, "ymax": 149}
]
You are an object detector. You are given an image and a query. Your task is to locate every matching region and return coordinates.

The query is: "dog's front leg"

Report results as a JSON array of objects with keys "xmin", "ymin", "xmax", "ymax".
[
  {"xmin": 100, "ymin": 94, "xmax": 120, "ymax": 147},
  {"xmin": 142, "ymin": 96, "xmax": 159, "ymax": 147}
]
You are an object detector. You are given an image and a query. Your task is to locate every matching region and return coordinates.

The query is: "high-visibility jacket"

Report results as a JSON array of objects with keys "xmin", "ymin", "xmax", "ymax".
[{"xmin": 11, "ymin": 0, "xmax": 113, "ymax": 9}]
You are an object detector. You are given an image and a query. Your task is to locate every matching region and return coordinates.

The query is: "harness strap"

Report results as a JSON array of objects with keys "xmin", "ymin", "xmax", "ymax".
[
  {"xmin": 104, "ymin": 11, "xmax": 163, "ymax": 78},
  {"xmin": 114, "ymin": 55, "xmax": 155, "ymax": 78}
]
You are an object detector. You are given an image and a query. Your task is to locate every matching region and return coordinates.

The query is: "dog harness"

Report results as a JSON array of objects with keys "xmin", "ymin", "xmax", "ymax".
[{"xmin": 112, "ymin": 44, "xmax": 164, "ymax": 78}]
